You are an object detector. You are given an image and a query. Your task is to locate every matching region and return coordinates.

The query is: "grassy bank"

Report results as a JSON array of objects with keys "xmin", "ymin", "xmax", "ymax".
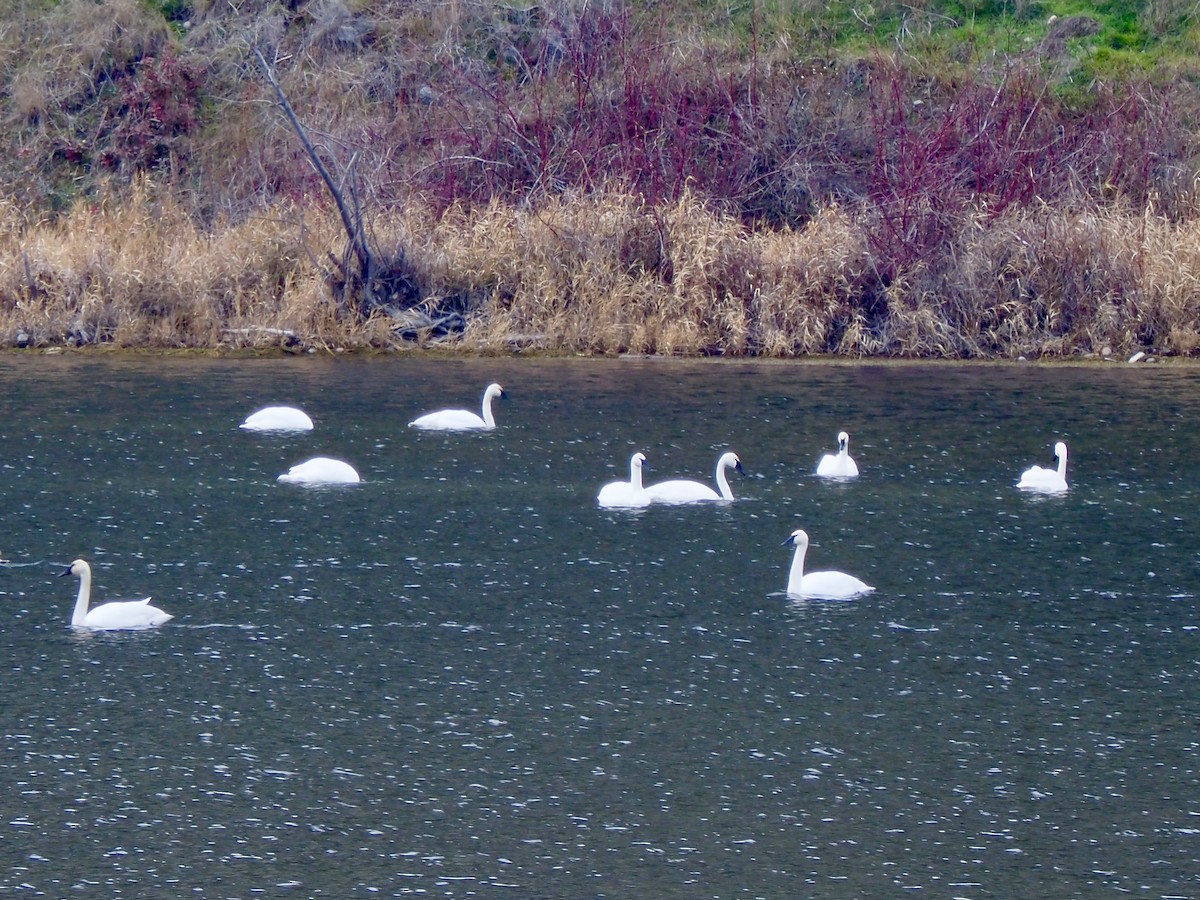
[
  {"xmin": 1, "ymin": 0, "xmax": 1199, "ymax": 357},
  {"xmin": 7, "ymin": 178, "xmax": 1200, "ymax": 358}
]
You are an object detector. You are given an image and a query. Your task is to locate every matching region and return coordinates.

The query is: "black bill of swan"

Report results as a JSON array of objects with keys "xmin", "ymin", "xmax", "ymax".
[
  {"xmin": 644, "ymin": 451, "xmax": 745, "ymax": 503},
  {"xmin": 409, "ymin": 383, "xmax": 507, "ymax": 431},
  {"xmin": 782, "ymin": 529, "xmax": 874, "ymax": 600},
  {"xmin": 61, "ymin": 559, "xmax": 173, "ymax": 630}
]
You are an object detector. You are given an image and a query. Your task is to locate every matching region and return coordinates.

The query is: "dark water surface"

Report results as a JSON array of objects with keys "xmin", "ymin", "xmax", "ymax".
[{"xmin": 1, "ymin": 356, "xmax": 1198, "ymax": 898}]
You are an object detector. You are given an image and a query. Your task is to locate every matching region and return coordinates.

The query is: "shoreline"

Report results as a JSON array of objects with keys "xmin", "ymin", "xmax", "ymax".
[{"xmin": 1, "ymin": 344, "xmax": 1184, "ymax": 368}]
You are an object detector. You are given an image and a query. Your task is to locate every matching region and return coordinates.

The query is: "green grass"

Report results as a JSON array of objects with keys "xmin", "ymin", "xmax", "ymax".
[{"xmin": 702, "ymin": 1, "xmax": 1200, "ymax": 81}]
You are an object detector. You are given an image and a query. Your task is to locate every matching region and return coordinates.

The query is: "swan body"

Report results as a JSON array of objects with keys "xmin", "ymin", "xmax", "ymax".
[
  {"xmin": 240, "ymin": 406, "xmax": 314, "ymax": 432},
  {"xmin": 783, "ymin": 529, "xmax": 873, "ymax": 600},
  {"xmin": 816, "ymin": 431, "xmax": 859, "ymax": 478},
  {"xmin": 1017, "ymin": 441, "xmax": 1068, "ymax": 493},
  {"xmin": 277, "ymin": 457, "xmax": 361, "ymax": 485},
  {"xmin": 62, "ymin": 559, "xmax": 173, "ymax": 630},
  {"xmin": 597, "ymin": 452, "xmax": 650, "ymax": 508},
  {"xmin": 645, "ymin": 451, "xmax": 744, "ymax": 504},
  {"xmin": 409, "ymin": 383, "xmax": 507, "ymax": 431}
]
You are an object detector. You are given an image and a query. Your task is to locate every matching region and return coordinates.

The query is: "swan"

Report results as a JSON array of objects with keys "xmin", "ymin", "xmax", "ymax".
[
  {"xmin": 240, "ymin": 406, "xmax": 314, "ymax": 432},
  {"xmin": 61, "ymin": 559, "xmax": 173, "ymax": 630},
  {"xmin": 277, "ymin": 457, "xmax": 361, "ymax": 485},
  {"xmin": 645, "ymin": 451, "xmax": 744, "ymax": 504},
  {"xmin": 1017, "ymin": 441, "xmax": 1068, "ymax": 493},
  {"xmin": 782, "ymin": 529, "xmax": 874, "ymax": 600},
  {"xmin": 409, "ymin": 383, "xmax": 507, "ymax": 431},
  {"xmin": 597, "ymin": 452, "xmax": 650, "ymax": 508},
  {"xmin": 816, "ymin": 431, "xmax": 859, "ymax": 478}
]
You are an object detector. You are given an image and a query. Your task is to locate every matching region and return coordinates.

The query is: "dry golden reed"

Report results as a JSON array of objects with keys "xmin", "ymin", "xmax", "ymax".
[
  {"xmin": 1, "ymin": 178, "xmax": 1198, "ymax": 357},
  {"xmin": 0, "ymin": 177, "xmax": 351, "ymax": 350}
]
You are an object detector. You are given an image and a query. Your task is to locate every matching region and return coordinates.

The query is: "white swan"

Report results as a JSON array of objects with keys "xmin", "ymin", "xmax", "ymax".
[
  {"xmin": 645, "ymin": 451, "xmax": 744, "ymax": 504},
  {"xmin": 1017, "ymin": 441, "xmax": 1068, "ymax": 493},
  {"xmin": 409, "ymin": 383, "xmax": 507, "ymax": 431},
  {"xmin": 783, "ymin": 529, "xmax": 874, "ymax": 600},
  {"xmin": 816, "ymin": 431, "xmax": 859, "ymax": 478},
  {"xmin": 277, "ymin": 457, "xmax": 361, "ymax": 485},
  {"xmin": 61, "ymin": 559, "xmax": 173, "ymax": 630},
  {"xmin": 240, "ymin": 406, "xmax": 314, "ymax": 432},
  {"xmin": 597, "ymin": 452, "xmax": 650, "ymax": 508}
]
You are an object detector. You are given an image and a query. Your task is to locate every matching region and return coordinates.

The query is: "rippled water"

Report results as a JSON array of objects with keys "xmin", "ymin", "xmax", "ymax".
[{"xmin": 1, "ymin": 356, "xmax": 1198, "ymax": 897}]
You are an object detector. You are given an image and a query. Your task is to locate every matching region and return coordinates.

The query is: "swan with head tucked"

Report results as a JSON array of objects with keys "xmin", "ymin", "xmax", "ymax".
[
  {"xmin": 597, "ymin": 452, "xmax": 650, "ymax": 508},
  {"xmin": 816, "ymin": 431, "xmax": 859, "ymax": 478},
  {"xmin": 277, "ymin": 457, "xmax": 361, "ymax": 485},
  {"xmin": 644, "ymin": 451, "xmax": 744, "ymax": 504},
  {"xmin": 782, "ymin": 529, "xmax": 874, "ymax": 600},
  {"xmin": 1017, "ymin": 441, "xmax": 1068, "ymax": 493},
  {"xmin": 240, "ymin": 406, "xmax": 314, "ymax": 432},
  {"xmin": 409, "ymin": 383, "xmax": 507, "ymax": 431},
  {"xmin": 61, "ymin": 559, "xmax": 173, "ymax": 630}
]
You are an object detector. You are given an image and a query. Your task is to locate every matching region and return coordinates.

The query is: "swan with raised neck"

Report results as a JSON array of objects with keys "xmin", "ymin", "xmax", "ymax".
[
  {"xmin": 1017, "ymin": 441, "xmax": 1068, "ymax": 493},
  {"xmin": 816, "ymin": 431, "xmax": 859, "ymax": 478},
  {"xmin": 782, "ymin": 529, "xmax": 874, "ymax": 600},
  {"xmin": 409, "ymin": 383, "xmax": 507, "ymax": 431},
  {"xmin": 645, "ymin": 451, "xmax": 744, "ymax": 503},
  {"xmin": 62, "ymin": 559, "xmax": 173, "ymax": 630},
  {"xmin": 597, "ymin": 452, "xmax": 650, "ymax": 508}
]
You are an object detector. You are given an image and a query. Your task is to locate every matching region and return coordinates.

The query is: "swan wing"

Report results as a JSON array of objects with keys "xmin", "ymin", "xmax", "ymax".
[
  {"xmin": 597, "ymin": 482, "xmax": 649, "ymax": 508},
  {"xmin": 794, "ymin": 571, "xmax": 874, "ymax": 601},
  {"xmin": 241, "ymin": 406, "xmax": 314, "ymax": 432},
  {"xmin": 409, "ymin": 409, "xmax": 489, "ymax": 431},
  {"xmin": 83, "ymin": 598, "xmax": 173, "ymax": 630},
  {"xmin": 816, "ymin": 454, "xmax": 859, "ymax": 478},
  {"xmin": 644, "ymin": 479, "xmax": 721, "ymax": 504},
  {"xmin": 1017, "ymin": 465, "xmax": 1067, "ymax": 492},
  {"xmin": 278, "ymin": 457, "xmax": 361, "ymax": 484}
]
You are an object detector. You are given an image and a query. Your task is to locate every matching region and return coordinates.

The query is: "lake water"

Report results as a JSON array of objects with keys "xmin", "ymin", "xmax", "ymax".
[{"xmin": 1, "ymin": 355, "xmax": 1198, "ymax": 898}]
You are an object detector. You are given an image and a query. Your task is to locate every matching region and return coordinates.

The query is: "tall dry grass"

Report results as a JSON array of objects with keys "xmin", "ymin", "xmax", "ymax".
[
  {"xmin": 2, "ymin": 177, "xmax": 1200, "ymax": 357},
  {"xmin": 0, "ymin": 177, "xmax": 375, "ymax": 350}
]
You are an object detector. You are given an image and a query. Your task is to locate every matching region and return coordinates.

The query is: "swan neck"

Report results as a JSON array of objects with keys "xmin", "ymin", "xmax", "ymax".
[
  {"xmin": 71, "ymin": 568, "xmax": 92, "ymax": 626},
  {"xmin": 481, "ymin": 393, "xmax": 496, "ymax": 428},
  {"xmin": 630, "ymin": 460, "xmax": 643, "ymax": 490},
  {"xmin": 715, "ymin": 460, "xmax": 732, "ymax": 500},
  {"xmin": 1057, "ymin": 453, "xmax": 1067, "ymax": 477},
  {"xmin": 787, "ymin": 541, "xmax": 807, "ymax": 595}
]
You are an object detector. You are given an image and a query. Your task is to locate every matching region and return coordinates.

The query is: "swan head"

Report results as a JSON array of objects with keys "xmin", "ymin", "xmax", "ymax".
[
  {"xmin": 631, "ymin": 452, "xmax": 646, "ymax": 469},
  {"xmin": 1054, "ymin": 441, "xmax": 1067, "ymax": 462},
  {"xmin": 718, "ymin": 451, "xmax": 744, "ymax": 473},
  {"xmin": 60, "ymin": 559, "xmax": 89, "ymax": 579},
  {"xmin": 782, "ymin": 528, "xmax": 809, "ymax": 549},
  {"xmin": 837, "ymin": 431, "xmax": 850, "ymax": 451},
  {"xmin": 485, "ymin": 383, "xmax": 507, "ymax": 400}
]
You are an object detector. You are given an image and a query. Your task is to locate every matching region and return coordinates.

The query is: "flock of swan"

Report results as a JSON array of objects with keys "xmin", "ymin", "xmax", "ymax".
[{"xmin": 55, "ymin": 380, "xmax": 1070, "ymax": 629}]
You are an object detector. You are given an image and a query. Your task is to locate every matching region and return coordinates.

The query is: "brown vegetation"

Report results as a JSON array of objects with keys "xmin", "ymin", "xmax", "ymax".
[{"xmin": 0, "ymin": 0, "xmax": 1198, "ymax": 358}]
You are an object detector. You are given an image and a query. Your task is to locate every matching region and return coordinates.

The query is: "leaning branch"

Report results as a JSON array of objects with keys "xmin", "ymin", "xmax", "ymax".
[{"xmin": 254, "ymin": 48, "xmax": 372, "ymax": 289}]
